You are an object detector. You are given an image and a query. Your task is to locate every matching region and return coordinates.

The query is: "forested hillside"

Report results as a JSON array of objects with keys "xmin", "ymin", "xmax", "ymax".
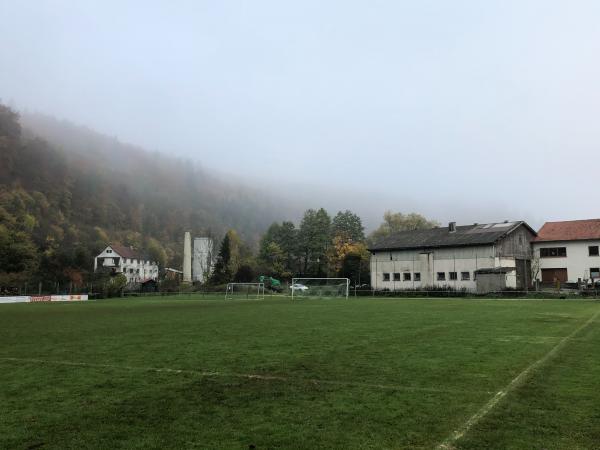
[{"xmin": 0, "ymin": 103, "xmax": 290, "ymax": 288}]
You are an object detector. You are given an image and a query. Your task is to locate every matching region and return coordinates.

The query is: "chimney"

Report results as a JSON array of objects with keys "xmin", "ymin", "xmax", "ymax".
[
  {"xmin": 183, "ymin": 231, "xmax": 192, "ymax": 283},
  {"xmin": 449, "ymin": 222, "xmax": 456, "ymax": 232}
]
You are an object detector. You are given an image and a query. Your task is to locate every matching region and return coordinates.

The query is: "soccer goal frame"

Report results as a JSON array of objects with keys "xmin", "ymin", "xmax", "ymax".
[
  {"xmin": 225, "ymin": 282, "xmax": 265, "ymax": 300},
  {"xmin": 291, "ymin": 278, "xmax": 350, "ymax": 300}
]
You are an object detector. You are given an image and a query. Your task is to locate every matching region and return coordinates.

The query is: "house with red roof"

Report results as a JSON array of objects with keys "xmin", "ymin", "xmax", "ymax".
[
  {"xmin": 94, "ymin": 244, "xmax": 159, "ymax": 284},
  {"xmin": 533, "ymin": 219, "xmax": 600, "ymax": 285}
]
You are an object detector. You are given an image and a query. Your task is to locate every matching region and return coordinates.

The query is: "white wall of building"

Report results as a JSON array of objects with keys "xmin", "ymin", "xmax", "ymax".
[
  {"xmin": 370, "ymin": 245, "xmax": 519, "ymax": 292},
  {"xmin": 120, "ymin": 256, "xmax": 159, "ymax": 284},
  {"xmin": 94, "ymin": 247, "xmax": 120, "ymax": 271},
  {"xmin": 533, "ymin": 240, "xmax": 600, "ymax": 283}
]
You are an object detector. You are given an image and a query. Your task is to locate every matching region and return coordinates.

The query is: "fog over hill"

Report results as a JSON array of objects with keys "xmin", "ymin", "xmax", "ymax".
[
  {"xmin": 3, "ymin": 2, "xmax": 600, "ymax": 232},
  {"xmin": 21, "ymin": 109, "xmax": 542, "ymax": 232},
  {"xmin": 20, "ymin": 111, "xmax": 301, "ymax": 238}
]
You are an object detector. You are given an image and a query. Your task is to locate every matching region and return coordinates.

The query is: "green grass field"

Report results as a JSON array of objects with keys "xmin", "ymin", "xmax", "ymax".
[{"xmin": 1, "ymin": 296, "xmax": 600, "ymax": 449}]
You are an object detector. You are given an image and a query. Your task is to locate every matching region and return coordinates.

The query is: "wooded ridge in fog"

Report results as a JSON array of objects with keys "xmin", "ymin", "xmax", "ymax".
[
  {"xmin": 0, "ymin": 101, "xmax": 440, "ymax": 290},
  {"xmin": 0, "ymin": 103, "xmax": 300, "ymax": 287}
]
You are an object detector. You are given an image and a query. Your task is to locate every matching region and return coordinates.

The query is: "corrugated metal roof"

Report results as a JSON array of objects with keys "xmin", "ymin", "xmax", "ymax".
[
  {"xmin": 369, "ymin": 221, "xmax": 534, "ymax": 251},
  {"xmin": 534, "ymin": 219, "xmax": 600, "ymax": 242}
]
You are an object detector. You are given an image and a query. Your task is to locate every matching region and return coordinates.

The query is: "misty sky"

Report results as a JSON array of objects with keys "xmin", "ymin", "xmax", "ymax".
[{"xmin": 1, "ymin": 1, "xmax": 599, "ymax": 229}]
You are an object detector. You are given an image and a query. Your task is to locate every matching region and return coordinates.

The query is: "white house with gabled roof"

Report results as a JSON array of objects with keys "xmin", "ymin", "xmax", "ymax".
[{"xmin": 94, "ymin": 244, "xmax": 159, "ymax": 284}]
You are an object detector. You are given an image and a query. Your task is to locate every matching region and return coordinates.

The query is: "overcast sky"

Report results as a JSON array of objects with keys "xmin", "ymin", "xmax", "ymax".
[{"xmin": 1, "ymin": 1, "xmax": 599, "ymax": 229}]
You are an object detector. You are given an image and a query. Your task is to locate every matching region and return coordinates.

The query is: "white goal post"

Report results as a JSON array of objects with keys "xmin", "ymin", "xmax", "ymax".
[
  {"xmin": 225, "ymin": 283, "xmax": 265, "ymax": 300},
  {"xmin": 291, "ymin": 278, "xmax": 350, "ymax": 300}
]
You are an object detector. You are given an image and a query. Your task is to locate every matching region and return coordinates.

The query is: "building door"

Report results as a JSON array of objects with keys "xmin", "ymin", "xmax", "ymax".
[
  {"xmin": 541, "ymin": 268, "xmax": 568, "ymax": 283},
  {"xmin": 515, "ymin": 259, "xmax": 532, "ymax": 289}
]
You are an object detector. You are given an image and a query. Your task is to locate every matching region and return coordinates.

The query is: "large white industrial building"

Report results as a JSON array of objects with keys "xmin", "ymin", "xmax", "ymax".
[{"xmin": 369, "ymin": 221, "xmax": 536, "ymax": 293}]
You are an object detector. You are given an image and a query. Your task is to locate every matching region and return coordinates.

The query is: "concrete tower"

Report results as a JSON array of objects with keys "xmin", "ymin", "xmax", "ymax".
[
  {"xmin": 193, "ymin": 237, "xmax": 214, "ymax": 283},
  {"xmin": 183, "ymin": 231, "xmax": 192, "ymax": 283}
]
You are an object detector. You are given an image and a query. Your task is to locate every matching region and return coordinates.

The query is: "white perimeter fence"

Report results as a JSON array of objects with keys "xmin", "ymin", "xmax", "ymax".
[{"xmin": 0, "ymin": 294, "xmax": 89, "ymax": 304}]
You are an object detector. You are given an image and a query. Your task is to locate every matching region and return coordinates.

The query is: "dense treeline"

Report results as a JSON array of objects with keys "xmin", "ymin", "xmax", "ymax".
[
  {"xmin": 0, "ymin": 104, "xmax": 289, "ymax": 290},
  {"xmin": 210, "ymin": 209, "xmax": 438, "ymax": 287},
  {"xmin": 207, "ymin": 209, "xmax": 371, "ymax": 286}
]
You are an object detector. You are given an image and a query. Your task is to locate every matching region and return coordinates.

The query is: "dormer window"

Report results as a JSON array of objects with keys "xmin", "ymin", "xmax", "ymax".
[{"xmin": 107, "ymin": 249, "xmax": 112, "ymax": 253}]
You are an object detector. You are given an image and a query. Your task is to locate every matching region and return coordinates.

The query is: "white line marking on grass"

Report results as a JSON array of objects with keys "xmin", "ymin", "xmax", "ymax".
[
  {"xmin": 0, "ymin": 356, "xmax": 488, "ymax": 395},
  {"xmin": 436, "ymin": 308, "xmax": 600, "ymax": 450}
]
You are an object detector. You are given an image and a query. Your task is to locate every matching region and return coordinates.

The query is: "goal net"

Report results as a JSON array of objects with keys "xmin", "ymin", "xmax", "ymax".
[
  {"xmin": 291, "ymin": 278, "xmax": 350, "ymax": 300},
  {"xmin": 225, "ymin": 283, "xmax": 265, "ymax": 300}
]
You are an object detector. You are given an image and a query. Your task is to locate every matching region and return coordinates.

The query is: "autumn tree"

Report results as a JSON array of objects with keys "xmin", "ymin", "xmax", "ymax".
[
  {"xmin": 339, "ymin": 245, "xmax": 371, "ymax": 286},
  {"xmin": 209, "ymin": 229, "xmax": 252, "ymax": 284},
  {"xmin": 331, "ymin": 210, "xmax": 365, "ymax": 243},
  {"xmin": 227, "ymin": 229, "xmax": 255, "ymax": 275},
  {"xmin": 326, "ymin": 233, "xmax": 370, "ymax": 282},
  {"xmin": 210, "ymin": 233, "xmax": 232, "ymax": 284},
  {"xmin": 369, "ymin": 211, "xmax": 439, "ymax": 243},
  {"xmin": 261, "ymin": 241, "xmax": 286, "ymax": 278},
  {"xmin": 0, "ymin": 223, "xmax": 39, "ymax": 286},
  {"xmin": 226, "ymin": 229, "xmax": 243, "ymax": 276},
  {"xmin": 259, "ymin": 223, "xmax": 282, "ymax": 261},
  {"xmin": 298, "ymin": 208, "xmax": 331, "ymax": 276},
  {"xmin": 259, "ymin": 221, "xmax": 298, "ymax": 277},
  {"xmin": 146, "ymin": 237, "xmax": 167, "ymax": 267}
]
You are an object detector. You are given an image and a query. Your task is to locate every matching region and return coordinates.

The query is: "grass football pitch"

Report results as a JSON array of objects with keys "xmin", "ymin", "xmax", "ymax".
[{"xmin": 1, "ymin": 296, "xmax": 600, "ymax": 449}]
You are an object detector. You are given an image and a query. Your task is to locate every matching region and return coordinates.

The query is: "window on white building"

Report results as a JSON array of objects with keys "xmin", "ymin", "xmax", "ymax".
[
  {"xmin": 414, "ymin": 272, "xmax": 421, "ymax": 281},
  {"xmin": 107, "ymin": 249, "xmax": 112, "ymax": 253},
  {"xmin": 437, "ymin": 272, "xmax": 446, "ymax": 281},
  {"xmin": 449, "ymin": 272, "xmax": 458, "ymax": 280},
  {"xmin": 589, "ymin": 246, "xmax": 599, "ymax": 257},
  {"xmin": 591, "ymin": 268, "xmax": 600, "ymax": 279},
  {"xmin": 540, "ymin": 247, "xmax": 567, "ymax": 258},
  {"xmin": 393, "ymin": 273, "xmax": 401, "ymax": 281},
  {"xmin": 383, "ymin": 273, "xmax": 390, "ymax": 281},
  {"xmin": 461, "ymin": 272, "xmax": 470, "ymax": 280},
  {"xmin": 403, "ymin": 272, "xmax": 411, "ymax": 281}
]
